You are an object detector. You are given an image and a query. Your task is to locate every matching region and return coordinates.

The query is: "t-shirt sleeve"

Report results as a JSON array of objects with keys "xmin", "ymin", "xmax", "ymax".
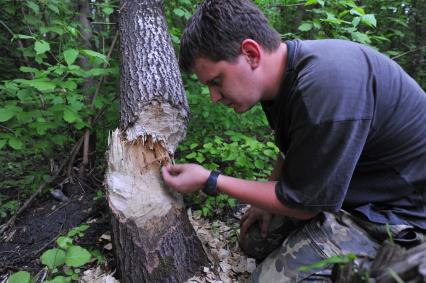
[{"xmin": 275, "ymin": 118, "xmax": 372, "ymax": 212}]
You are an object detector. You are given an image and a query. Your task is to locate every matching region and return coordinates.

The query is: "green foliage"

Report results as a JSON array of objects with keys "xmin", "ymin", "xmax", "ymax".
[
  {"xmin": 38, "ymin": 224, "xmax": 98, "ymax": 281},
  {"xmin": 67, "ymin": 224, "xmax": 89, "ymax": 238},
  {"xmin": 9, "ymin": 223, "xmax": 103, "ymax": 282},
  {"xmin": 41, "ymin": 248, "xmax": 66, "ymax": 269},
  {"xmin": 0, "ymin": 0, "xmax": 119, "ymax": 203},
  {"xmin": 7, "ymin": 271, "xmax": 31, "ymax": 283},
  {"xmin": 298, "ymin": 253, "xmax": 357, "ymax": 272},
  {"xmin": 385, "ymin": 223, "xmax": 394, "ymax": 244},
  {"xmin": 65, "ymin": 246, "xmax": 92, "ymax": 267},
  {"xmin": 0, "ymin": 200, "xmax": 19, "ymax": 219}
]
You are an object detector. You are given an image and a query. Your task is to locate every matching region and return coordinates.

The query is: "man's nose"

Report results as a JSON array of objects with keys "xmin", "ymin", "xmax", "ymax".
[{"xmin": 210, "ymin": 88, "xmax": 221, "ymax": 103}]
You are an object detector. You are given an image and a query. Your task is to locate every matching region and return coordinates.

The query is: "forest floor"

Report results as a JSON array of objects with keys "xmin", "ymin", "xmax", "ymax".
[{"xmin": 0, "ymin": 177, "xmax": 255, "ymax": 283}]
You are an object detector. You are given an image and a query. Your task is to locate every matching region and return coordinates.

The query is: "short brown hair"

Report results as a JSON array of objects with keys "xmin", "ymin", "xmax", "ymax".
[{"xmin": 179, "ymin": 0, "xmax": 281, "ymax": 73}]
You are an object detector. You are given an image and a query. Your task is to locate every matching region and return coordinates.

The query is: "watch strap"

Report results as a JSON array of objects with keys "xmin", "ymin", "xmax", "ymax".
[{"xmin": 203, "ymin": 170, "xmax": 221, "ymax": 196}]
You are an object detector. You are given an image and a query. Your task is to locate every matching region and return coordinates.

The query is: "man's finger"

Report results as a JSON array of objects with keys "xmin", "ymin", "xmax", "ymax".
[
  {"xmin": 240, "ymin": 215, "xmax": 256, "ymax": 241},
  {"xmin": 162, "ymin": 166, "xmax": 177, "ymax": 188},
  {"xmin": 167, "ymin": 164, "xmax": 185, "ymax": 175}
]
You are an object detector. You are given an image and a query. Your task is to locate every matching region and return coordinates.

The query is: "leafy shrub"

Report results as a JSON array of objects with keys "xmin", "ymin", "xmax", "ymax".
[{"xmin": 8, "ymin": 224, "xmax": 104, "ymax": 282}]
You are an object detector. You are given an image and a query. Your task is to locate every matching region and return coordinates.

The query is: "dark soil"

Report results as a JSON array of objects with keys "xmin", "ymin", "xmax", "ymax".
[{"xmin": 0, "ymin": 183, "xmax": 114, "ymax": 277}]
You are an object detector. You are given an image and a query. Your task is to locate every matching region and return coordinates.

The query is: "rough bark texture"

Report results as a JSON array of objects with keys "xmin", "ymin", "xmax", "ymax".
[
  {"xmin": 107, "ymin": 132, "xmax": 208, "ymax": 282},
  {"xmin": 119, "ymin": 0, "xmax": 189, "ymax": 138},
  {"xmin": 106, "ymin": 0, "xmax": 208, "ymax": 282}
]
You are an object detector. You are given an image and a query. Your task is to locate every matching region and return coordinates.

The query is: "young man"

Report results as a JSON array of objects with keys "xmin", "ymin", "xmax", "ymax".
[{"xmin": 162, "ymin": 0, "xmax": 426, "ymax": 281}]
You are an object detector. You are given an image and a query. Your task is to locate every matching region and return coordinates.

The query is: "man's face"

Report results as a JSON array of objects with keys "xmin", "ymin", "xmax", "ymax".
[{"xmin": 192, "ymin": 56, "xmax": 262, "ymax": 113}]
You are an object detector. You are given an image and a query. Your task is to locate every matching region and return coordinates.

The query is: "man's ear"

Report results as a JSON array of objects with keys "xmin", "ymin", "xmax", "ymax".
[{"xmin": 241, "ymin": 39, "xmax": 261, "ymax": 69}]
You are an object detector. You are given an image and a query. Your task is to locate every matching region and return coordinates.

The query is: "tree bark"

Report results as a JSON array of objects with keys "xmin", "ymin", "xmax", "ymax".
[
  {"xmin": 105, "ymin": 0, "xmax": 208, "ymax": 282},
  {"xmin": 78, "ymin": 0, "xmax": 95, "ymax": 177}
]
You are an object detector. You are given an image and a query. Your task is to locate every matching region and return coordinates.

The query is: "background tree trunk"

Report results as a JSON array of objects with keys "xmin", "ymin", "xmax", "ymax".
[{"xmin": 105, "ymin": 0, "xmax": 209, "ymax": 282}]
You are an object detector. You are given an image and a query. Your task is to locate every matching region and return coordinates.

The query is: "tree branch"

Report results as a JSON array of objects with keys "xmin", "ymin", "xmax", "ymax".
[{"xmin": 391, "ymin": 46, "xmax": 426, "ymax": 60}]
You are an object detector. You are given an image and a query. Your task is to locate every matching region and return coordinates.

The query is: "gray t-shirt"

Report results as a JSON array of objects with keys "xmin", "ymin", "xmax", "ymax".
[{"xmin": 262, "ymin": 39, "xmax": 426, "ymax": 229}]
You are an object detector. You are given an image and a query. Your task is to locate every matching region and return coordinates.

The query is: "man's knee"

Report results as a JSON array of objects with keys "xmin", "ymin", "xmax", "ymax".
[
  {"xmin": 239, "ymin": 222, "xmax": 283, "ymax": 260},
  {"xmin": 239, "ymin": 216, "xmax": 302, "ymax": 260}
]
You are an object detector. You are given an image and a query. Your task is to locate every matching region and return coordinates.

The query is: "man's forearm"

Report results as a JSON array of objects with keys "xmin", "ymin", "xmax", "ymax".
[{"xmin": 216, "ymin": 175, "xmax": 317, "ymax": 220}]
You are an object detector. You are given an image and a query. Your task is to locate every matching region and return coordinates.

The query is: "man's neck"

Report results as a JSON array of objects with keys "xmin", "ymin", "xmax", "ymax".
[{"xmin": 262, "ymin": 42, "xmax": 288, "ymax": 101}]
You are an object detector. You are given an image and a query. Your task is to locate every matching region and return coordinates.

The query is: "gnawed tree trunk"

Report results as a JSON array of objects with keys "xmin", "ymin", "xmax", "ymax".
[{"xmin": 105, "ymin": 0, "xmax": 209, "ymax": 282}]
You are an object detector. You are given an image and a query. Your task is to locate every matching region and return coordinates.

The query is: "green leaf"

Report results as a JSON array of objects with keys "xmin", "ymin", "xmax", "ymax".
[
  {"xmin": 351, "ymin": 31, "xmax": 371, "ymax": 44},
  {"xmin": 47, "ymin": 3, "xmax": 60, "ymax": 14},
  {"xmin": 9, "ymin": 137, "xmax": 23, "ymax": 150},
  {"xmin": 34, "ymin": 40, "xmax": 50, "ymax": 55},
  {"xmin": 173, "ymin": 8, "xmax": 185, "ymax": 17},
  {"xmin": 64, "ymin": 268, "xmax": 74, "ymax": 276},
  {"xmin": 65, "ymin": 246, "xmax": 92, "ymax": 267},
  {"xmin": 19, "ymin": 66, "xmax": 39, "ymax": 73},
  {"xmin": 352, "ymin": 17, "xmax": 360, "ymax": 27},
  {"xmin": 44, "ymin": 276, "xmax": 69, "ymax": 283},
  {"xmin": 84, "ymin": 68, "xmax": 112, "ymax": 77},
  {"xmin": 0, "ymin": 140, "xmax": 6, "ymax": 150},
  {"xmin": 305, "ymin": 0, "xmax": 318, "ymax": 6},
  {"xmin": 56, "ymin": 236, "xmax": 73, "ymax": 249},
  {"xmin": 361, "ymin": 14, "xmax": 377, "ymax": 28},
  {"xmin": 15, "ymin": 79, "xmax": 56, "ymax": 92},
  {"xmin": 227, "ymin": 198, "xmax": 236, "ymax": 207},
  {"xmin": 26, "ymin": 1, "xmax": 40, "ymax": 13},
  {"xmin": 30, "ymin": 80, "xmax": 56, "ymax": 92},
  {"xmin": 8, "ymin": 271, "xmax": 31, "ymax": 283},
  {"xmin": 186, "ymin": 152, "xmax": 197, "ymax": 159},
  {"xmin": 195, "ymin": 153, "xmax": 205, "ymax": 163},
  {"xmin": 81, "ymin": 50, "xmax": 108, "ymax": 63},
  {"xmin": 255, "ymin": 160, "xmax": 265, "ymax": 169},
  {"xmin": 41, "ymin": 248, "xmax": 66, "ymax": 269},
  {"xmin": 63, "ymin": 80, "xmax": 77, "ymax": 90},
  {"xmin": 298, "ymin": 253, "xmax": 356, "ymax": 272},
  {"xmin": 0, "ymin": 108, "xmax": 15, "ymax": 122},
  {"xmin": 298, "ymin": 22, "xmax": 313, "ymax": 32},
  {"xmin": 305, "ymin": 0, "xmax": 324, "ymax": 6},
  {"xmin": 103, "ymin": 7, "xmax": 113, "ymax": 15},
  {"xmin": 349, "ymin": 7, "xmax": 365, "ymax": 16},
  {"xmin": 63, "ymin": 49, "xmax": 79, "ymax": 66},
  {"xmin": 14, "ymin": 34, "xmax": 35, "ymax": 40},
  {"xmin": 63, "ymin": 109, "xmax": 78, "ymax": 123}
]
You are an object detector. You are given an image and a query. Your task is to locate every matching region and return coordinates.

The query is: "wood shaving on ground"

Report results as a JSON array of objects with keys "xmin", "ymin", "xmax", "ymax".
[
  {"xmin": 80, "ymin": 206, "xmax": 254, "ymax": 283},
  {"xmin": 80, "ymin": 267, "xmax": 119, "ymax": 283},
  {"xmin": 186, "ymin": 206, "xmax": 255, "ymax": 283}
]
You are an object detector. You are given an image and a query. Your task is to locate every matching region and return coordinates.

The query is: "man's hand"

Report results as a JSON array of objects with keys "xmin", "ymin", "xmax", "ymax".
[
  {"xmin": 162, "ymin": 163, "xmax": 210, "ymax": 193},
  {"xmin": 240, "ymin": 206, "xmax": 272, "ymax": 241}
]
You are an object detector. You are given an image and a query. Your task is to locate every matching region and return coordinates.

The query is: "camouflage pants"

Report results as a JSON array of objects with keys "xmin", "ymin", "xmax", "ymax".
[{"xmin": 240, "ymin": 210, "xmax": 425, "ymax": 282}]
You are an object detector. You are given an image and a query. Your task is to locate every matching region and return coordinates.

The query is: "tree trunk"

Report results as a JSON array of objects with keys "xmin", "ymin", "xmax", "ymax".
[
  {"xmin": 78, "ymin": 0, "xmax": 95, "ymax": 177},
  {"xmin": 105, "ymin": 0, "xmax": 209, "ymax": 282}
]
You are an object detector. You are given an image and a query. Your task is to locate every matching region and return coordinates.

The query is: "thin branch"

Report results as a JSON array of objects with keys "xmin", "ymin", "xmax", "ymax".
[
  {"xmin": 0, "ymin": 124, "xmax": 14, "ymax": 133},
  {"xmin": 91, "ymin": 22, "xmax": 117, "ymax": 25},
  {"xmin": 90, "ymin": 31, "xmax": 119, "ymax": 107},
  {"xmin": 81, "ymin": 31, "xmax": 119, "ymax": 171},
  {"xmin": 391, "ymin": 46, "xmax": 426, "ymax": 60}
]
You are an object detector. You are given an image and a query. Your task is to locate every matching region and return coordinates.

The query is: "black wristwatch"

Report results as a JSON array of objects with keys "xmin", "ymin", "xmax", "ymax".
[{"xmin": 203, "ymin": 170, "xmax": 221, "ymax": 196}]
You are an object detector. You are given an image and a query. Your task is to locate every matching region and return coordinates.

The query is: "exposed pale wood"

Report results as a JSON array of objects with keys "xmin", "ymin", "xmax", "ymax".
[{"xmin": 106, "ymin": 0, "xmax": 208, "ymax": 281}]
